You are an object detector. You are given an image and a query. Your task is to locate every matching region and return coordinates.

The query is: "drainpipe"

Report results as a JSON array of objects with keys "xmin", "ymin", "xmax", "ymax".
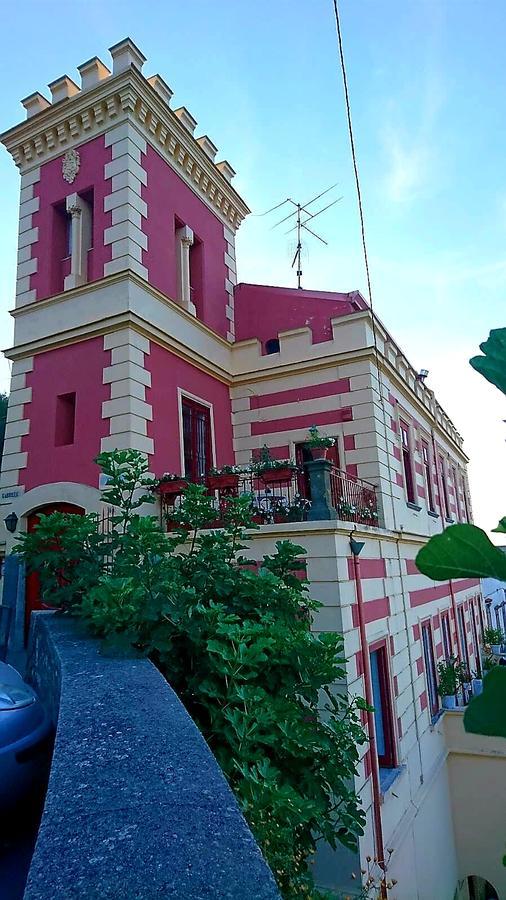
[
  {"xmin": 350, "ymin": 535, "xmax": 388, "ymax": 899},
  {"xmin": 431, "ymin": 428, "xmax": 461, "ymax": 660}
]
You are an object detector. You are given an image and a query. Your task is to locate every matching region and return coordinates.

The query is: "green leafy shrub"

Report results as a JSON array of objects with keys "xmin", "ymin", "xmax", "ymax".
[
  {"xmin": 483, "ymin": 627, "xmax": 504, "ymax": 647},
  {"xmin": 15, "ymin": 450, "xmax": 368, "ymax": 899}
]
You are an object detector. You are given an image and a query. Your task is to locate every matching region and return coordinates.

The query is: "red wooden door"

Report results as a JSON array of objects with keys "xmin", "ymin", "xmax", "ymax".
[{"xmin": 25, "ymin": 503, "xmax": 84, "ymax": 639}]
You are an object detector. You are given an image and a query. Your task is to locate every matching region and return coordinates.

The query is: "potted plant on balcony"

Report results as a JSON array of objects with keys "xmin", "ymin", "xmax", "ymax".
[
  {"xmin": 252, "ymin": 446, "xmax": 298, "ymax": 485},
  {"xmin": 455, "ymin": 660, "xmax": 473, "ymax": 705},
  {"xmin": 206, "ymin": 464, "xmax": 242, "ymax": 491},
  {"xmin": 336, "ymin": 500, "xmax": 357, "ymax": 519},
  {"xmin": 155, "ymin": 473, "xmax": 189, "ymax": 498},
  {"xmin": 287, "ymin": 495, "xmax": 312, "ymax": 522},
  {"xmin": 437, "ymin": 658, "xmax": 459, "ymax": 709},
  {"xmin": 266, "ymin": 496, "xmax": 290, "ymax": 524},
  {"xmin": 358, "ymin": 502, "xmax": 379, "ymax": 523},
  {"xmin": 471, "ymin": 670, "xmax": 483, "ymax": 696},
  {"xmin": 305, "ymin": 425, "xmax": 336, "ymax": 460},
  {"xmin": 483, "ymin": 626, "xmax": 504, "ymax": 655}
]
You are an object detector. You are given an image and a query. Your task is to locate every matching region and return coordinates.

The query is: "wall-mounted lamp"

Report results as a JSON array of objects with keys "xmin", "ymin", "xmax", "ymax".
[
  {"xmin": 4, "ymin": 512, "xmax": 18, "ymax": 534},
  {"xmin": 349, "ymin": 535, "xmax": 365, "ymax": 557},
  {"xmin": 417, "ymin": 369, "xmax": 429, "ymax": 382}
]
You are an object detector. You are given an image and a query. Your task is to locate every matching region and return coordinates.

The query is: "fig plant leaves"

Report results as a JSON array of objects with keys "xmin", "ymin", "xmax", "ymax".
[
  {"xmin": 464, "ymin": 668, "xmax": 506, "ymax": 739},
  {"xmin": 416, "ymin": 523, "xmax": 506, "ymax": 581},
  {"xmin": 470, "ymin": 327, "xmax": 506, "ymax": 396}
]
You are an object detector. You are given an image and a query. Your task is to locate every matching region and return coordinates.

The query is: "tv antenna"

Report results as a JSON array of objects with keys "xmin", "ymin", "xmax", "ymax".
[{"xmin": 260, "ymin": 184, "xmax": 342, "ymax": 289}]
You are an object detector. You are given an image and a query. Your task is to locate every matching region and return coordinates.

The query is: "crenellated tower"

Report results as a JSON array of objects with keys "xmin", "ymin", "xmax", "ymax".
[{"xmin": 0, "ymin": 38, "xmax": 249, "ymax": 519}]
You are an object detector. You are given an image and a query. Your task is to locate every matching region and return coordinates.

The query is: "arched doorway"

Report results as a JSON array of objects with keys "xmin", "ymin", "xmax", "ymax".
[
  {"xmin": 25, "ymin": 503, "xmax": 84, "ymax": 639},
  {"xmin": 467, "ymin": 875, "xmax": 499, "ymax": 900}
]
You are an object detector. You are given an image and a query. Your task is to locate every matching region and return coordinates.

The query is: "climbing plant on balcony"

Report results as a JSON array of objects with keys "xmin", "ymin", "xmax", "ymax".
[
  {"xmin": 416, "ymin": 327, "xmax": 506, "ymax": 738},
  {"xmin": 15, "ymin": 451, "xmax": 369, "ymax": 900}
]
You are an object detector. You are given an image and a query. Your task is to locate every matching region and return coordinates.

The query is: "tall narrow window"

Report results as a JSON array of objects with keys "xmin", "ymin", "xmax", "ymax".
[
  {"xmin": 55, "ymin": 392, "xmax": 76, "ymax": 446},
  {"xmin": 182, "ymin": 398, "xmax": 212, "ymax": 482},
  {"xmin": 369, "ymin": 645, "xmax": 396, "ymax": 769},
  {"xmin": 400, "ymin": 420, "xmax": 415, "ymax": 504},
  {"xmin": 477, "ymin": 595, "xmax": 485, "ymax": 637},
  {"xmin": 457, "ymin": 607, "xmax": 470, "ymax": 674},
  {"xmin": 462, "ymin": 476, "xmax": 471, "ymax": 523},
  {"xmin": 438, "ymin": 455, "xmax": 451, "ymax": 520},
  {"xmin": 421, "ymin": 440, "xmax": 435, "ymax": 512},
  {"xmin": 441, "ymin": 612, "xmax": 452, "ymax": 660},
  {"xmin": 470, "ymin": 606, "xmax": 482, "ymax": 676},
  {"xmin": 188, "ymin": 235, "xmax": 204, "ymax": 317},
  {"xmin": 422, "ymin": 622, "xmax": 439, "ymax": 717},
  {"xmin": 451, "ymin": 466, "xmax": 461, "ymax": 520}
]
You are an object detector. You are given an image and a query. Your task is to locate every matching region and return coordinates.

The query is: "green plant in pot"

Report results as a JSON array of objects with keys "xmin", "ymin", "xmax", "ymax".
[
  {"xmin": 437, "ymin": 658, "xmax": 459, "ymax": 709},
  {"xmin": 455, "ymin": 661, "xmax": 473, "ymax": 704},
  {"xmin": 251, "ymin": 446, "xmax": 298, "ymax": 484},
  {"xmin": 483, "ymin": 626, "xmax": 504, "ymax": 655},
  {"xmin": 306, "ymin": 425, "xmax": 336, "ymax": 460},
  {"xmin": 471, "ymin": 670, "xmax": 484, "ymax": 696}
]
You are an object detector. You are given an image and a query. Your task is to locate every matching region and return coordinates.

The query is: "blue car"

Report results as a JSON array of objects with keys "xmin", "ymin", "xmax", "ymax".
[{"xmin": 0, "ymin": 663, "xmax": 52, "ymax": 810}]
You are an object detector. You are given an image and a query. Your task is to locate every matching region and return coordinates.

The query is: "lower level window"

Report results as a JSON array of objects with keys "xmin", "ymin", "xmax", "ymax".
[
  {"xmin": 422, "ymin": 622, "xmax": 439, "ymax": 717},
  {"xmin": 370, "ymin": 645, "xmax": 396, "ymax": 769},
  {"xmin": 182, "ymin": 397, "xmax": 212, "ymax": 482},
  {"xmin": 457, "ymin": 607, "xmax": 471, "ymax": 674}
]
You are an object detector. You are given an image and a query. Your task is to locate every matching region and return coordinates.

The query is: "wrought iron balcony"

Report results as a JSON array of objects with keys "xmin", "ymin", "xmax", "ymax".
[{"xmin": 157, "ymin": 460, "xmax": 380, "ymax": 531}]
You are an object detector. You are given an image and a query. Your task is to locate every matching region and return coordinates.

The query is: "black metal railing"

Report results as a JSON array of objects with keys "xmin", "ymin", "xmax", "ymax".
[
  {"xmin": 157, "ymin": 462, "xmax": 380, "ymax": 530},
  {"xmin": 159, "ymin": 470, "xmax": 309, "ymax": 529},
  {"xmin": 328, "ymin": 465, "xmax": 379, "ymax": 526}
]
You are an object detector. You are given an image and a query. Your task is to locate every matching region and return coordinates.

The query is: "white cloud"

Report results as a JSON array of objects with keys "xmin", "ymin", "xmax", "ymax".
[{"xmin": 382, "ymin": 125, "xmax": 432, "ymax": 204}]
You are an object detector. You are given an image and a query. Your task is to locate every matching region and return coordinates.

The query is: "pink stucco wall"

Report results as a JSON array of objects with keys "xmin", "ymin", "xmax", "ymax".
[
  {"xmin": 21, "ymin": 338, "xmax": 110, "ymax": 490},
  {"xmin": 31, "ymin": 135, "xmax": 112, "ymax": 301},
  {"xmin": 234, "ymin": 283, "xmax": 368, "ymax": 348},
  {"xmin": 142, "ymin": 145, "xmax": 229, "ymax": 337},
  {"xmin": 146, "ymin": 343, "xmax": 233, "ymax": 476}
]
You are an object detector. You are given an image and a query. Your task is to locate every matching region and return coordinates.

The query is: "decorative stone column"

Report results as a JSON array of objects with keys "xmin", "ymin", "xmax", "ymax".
[
  {"xmin": 306, "ymin": 459, "xmax": 337, "ymax": 521},
  {"xmin": 175, "ymin": 224, "xmax": 196, "ymax": 316},
  {"xmin": 64, "ymin": 192, "xmax": 88, "ymax": 290}
]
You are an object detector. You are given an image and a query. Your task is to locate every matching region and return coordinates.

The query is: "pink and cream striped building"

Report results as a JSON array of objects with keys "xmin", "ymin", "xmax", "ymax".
[{"xmin": 1, "ymin": 39, "xmax": 502, "ymax": 900}]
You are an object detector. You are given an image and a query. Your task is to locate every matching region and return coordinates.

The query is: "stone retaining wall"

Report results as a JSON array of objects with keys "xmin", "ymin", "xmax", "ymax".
[{"xmin": 24, "ymin": 612, "xmax": 279, "ymax": 899}]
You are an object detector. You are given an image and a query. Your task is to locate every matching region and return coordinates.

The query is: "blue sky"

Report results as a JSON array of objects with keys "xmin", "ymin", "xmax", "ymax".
[{"xmin": 0, "ymin": 0, "xmax": 505, "ymax": 537}]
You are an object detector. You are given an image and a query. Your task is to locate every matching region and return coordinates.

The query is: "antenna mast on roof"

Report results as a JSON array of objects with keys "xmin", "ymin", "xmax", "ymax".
[{"xmin": 259, "ymin": 185, "xmax": 342, "ymax": 289}]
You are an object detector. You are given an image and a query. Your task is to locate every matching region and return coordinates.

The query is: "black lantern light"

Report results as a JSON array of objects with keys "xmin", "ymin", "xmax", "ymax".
[{"xmin": 4, "ymin": 512, "xmax": 18, "ymax": 534}]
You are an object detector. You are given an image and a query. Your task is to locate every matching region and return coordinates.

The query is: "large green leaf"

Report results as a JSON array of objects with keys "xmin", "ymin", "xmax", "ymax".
[
  {"xmin": 464, "ymin": 668, "xmax": 506, "ymax": 738},
  {"xmin": 416, "ymin": 523, "xmax": 506, "ymax": 581},
  {"xmin": 470, "ymin": 327, "xmax": 506, "ymax": 396},
  {"xmin": 493, "ymin": 516, "xmax": 506, "ymax": 534}
]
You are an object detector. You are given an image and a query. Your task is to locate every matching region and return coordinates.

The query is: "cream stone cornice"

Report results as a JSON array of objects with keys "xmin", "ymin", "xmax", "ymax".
[
  {"xmin": 5, "ymin": 272, "xmax": 233, "ymax": 383},
  {"xmin": 231, "ymin": 311, "xmax": 467, "ymax": 459},
  {"xmin": 1, "ymin": 67, "xmax": 250, "ymax": 231},
  {"xmin": 4, "ymin": 271, "xmax": 468, "ymax": 460}
]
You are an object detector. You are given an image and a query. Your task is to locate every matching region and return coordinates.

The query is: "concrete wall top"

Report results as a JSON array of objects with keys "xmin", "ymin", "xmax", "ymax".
[{"xmin": 24, "ymin": 612, "xmax": 279, "ymax": 900}]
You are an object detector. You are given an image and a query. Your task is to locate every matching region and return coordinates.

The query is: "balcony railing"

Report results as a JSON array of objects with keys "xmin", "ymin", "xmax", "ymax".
[
  {"xmin": 157, "ymin": 461, "xmax": 380, "ymax": 530},
  {"xmin": 159, "ymin": 469, "xmax": 309, "ymax": 528},
  {"xmin": 329, "ymin": 466, "xmax": 379, "ymax": 527}
]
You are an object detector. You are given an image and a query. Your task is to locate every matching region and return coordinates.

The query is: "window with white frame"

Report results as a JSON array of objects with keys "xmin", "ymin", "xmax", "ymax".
[
  {"xmin": 421, "ymin": 439, "xmax": 436, "ymax": 513},
  {"xmin": 400, "ymin": 419, "xmax": 416, "ymax": 505},
  {"xmin": 422, "ymin": 621, "xmax": 439, "ymax": 718}
]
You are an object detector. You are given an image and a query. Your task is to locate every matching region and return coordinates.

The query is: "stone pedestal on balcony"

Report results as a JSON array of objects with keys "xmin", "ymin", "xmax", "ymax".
[{"xmin": 306, "ymin": 459, "xmax": 337, "ymax": 521}]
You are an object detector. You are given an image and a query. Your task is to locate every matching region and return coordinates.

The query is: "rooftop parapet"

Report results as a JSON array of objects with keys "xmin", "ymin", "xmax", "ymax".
[{"xmin": 2, "ymin": 38, "xmax": 249, "ymax": 230}]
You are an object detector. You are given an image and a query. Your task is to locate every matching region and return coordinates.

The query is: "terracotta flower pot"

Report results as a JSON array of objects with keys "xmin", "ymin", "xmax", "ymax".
[
  {"xmin": 261, "ymin": 467, "xmax": 294, "ymax": 484},
  {"xmin": 309, "ymin": 446, "xmax": 328, "ymax": 461},
  {"xmin": 157, "ymin": 479, "xmax": 188, "ymax": 497},
  {"xmin": 207, "ymin": 473, "xmax": 240, "ymax": 491}
]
